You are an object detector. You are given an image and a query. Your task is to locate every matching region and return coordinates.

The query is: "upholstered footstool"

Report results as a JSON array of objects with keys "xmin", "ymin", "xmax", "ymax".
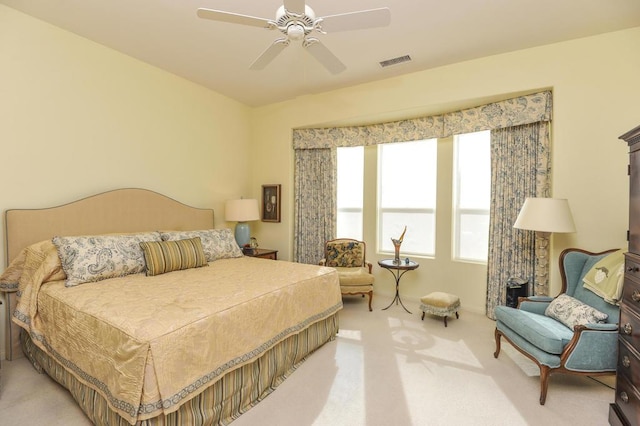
[{"xmin": 420, "ymin": 292, "xmax": 460, "ymax": 327}]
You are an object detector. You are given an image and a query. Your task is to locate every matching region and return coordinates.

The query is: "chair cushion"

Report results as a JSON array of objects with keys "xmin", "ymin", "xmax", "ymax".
[
  {"xmin": 420, "ymin": 292, "xmax": 459, "ymax": 307},
  {"xmin": 334, "ymin": 267, "xmax": 374, "ymax": 286},
  {"xmin": 495, "ymin": 305, "xmax": 574, "ymax": 355},
  {"xmin": 340, "ymin": 284, "xmax": 373, "ymax": 294}
]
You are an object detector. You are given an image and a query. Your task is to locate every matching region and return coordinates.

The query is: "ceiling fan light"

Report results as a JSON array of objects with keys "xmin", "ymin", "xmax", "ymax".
[{"xmin": 287, "ymin": 24, "xmax": 305, "ymax": 40}]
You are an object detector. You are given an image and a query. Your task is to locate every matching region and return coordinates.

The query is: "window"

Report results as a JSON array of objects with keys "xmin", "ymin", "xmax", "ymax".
[
  {"xmin": 378, "ymin": 140, "xmax": 437, "ymax": 256},
  {"xmin": 453, "ymin": 130, "xmax": 491, "ymax": 262},
  {"xmin": 336, "ymin": 146, "xmax": 364, "ymax": 240}
]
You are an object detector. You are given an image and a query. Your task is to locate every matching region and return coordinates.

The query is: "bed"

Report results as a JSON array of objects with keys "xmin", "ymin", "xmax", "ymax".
[{"xmin": 0, "ymin": 188, "xmax": 342, "ymax": 425}]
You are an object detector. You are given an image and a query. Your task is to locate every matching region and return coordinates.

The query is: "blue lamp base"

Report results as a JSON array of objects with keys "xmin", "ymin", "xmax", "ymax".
[{"xmin": 234, "ymin": 222, "xmax": 250, "ymax": 247}]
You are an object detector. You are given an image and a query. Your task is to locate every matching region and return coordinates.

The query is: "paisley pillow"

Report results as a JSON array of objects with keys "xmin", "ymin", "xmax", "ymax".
[
  {"xmin": 544, "ymin": 294, "xmax": 608, "ymax": 329},
  {"xmin": 53, "ymin": 232, "xmax": 162, "ymax": 287},
  {"xmin": 160, "ymin": 229, "xmax": 242, "ymax": 262}
]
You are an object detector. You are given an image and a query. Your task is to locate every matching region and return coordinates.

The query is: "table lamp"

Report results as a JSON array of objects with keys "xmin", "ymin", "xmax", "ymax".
[
  {"xmin": 513, "ymin": 197, "xmax": 576, "ymax": 294},
  {"xmin": 225, "ymin": 198, "xmax": 260, "ymax": 247}
]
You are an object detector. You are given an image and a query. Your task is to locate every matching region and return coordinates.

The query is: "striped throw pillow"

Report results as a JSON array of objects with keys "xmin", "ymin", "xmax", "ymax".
[{"xmin": 140, "ymin": 237, "xmax": 207, "ymax": 276}]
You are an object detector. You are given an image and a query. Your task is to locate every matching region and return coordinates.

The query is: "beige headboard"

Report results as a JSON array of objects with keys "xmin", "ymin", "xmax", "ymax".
[
  {"xmin": 5, "ymin": 188, "xmax": 214, "ymax": 264},
  {"xmin": 2, "ymin": 188, "xmax": 214, "ymax": 360}
]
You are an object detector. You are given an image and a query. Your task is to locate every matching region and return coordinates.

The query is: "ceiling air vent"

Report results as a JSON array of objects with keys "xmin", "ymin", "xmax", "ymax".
[{"xmin": 379, "ymin": 55, "xmax": 412, "ymax": 68}]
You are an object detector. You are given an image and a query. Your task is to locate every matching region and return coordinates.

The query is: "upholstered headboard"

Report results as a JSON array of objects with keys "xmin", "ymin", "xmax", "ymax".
[
  {"xmin": 2, "ymin": 188, "xmax": 214, "ymax": 360},
  {"xmin": 5, "ymin": 188, "xmax": 214, "ymax": 264}
]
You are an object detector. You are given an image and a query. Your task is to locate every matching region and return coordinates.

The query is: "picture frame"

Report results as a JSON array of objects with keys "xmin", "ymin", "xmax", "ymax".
[{"xmin": 261, "ymin": 184, "xmax": 281, "ymax": 222}]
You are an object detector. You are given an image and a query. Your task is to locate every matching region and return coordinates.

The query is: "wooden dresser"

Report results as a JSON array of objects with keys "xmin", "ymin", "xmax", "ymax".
[{"xmin": 611, "ymin": 124, "xmax": 640, "ymax": 426}]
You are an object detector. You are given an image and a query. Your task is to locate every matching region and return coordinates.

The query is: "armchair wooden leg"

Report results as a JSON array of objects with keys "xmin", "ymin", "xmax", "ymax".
[
  {"xmin": 539, "ymin": 366, "xmax": 550, "ymax": 405},
  {"xmin": 367, "ymin": 291, "xmax": 373, "ymax": 312},
  {"xmin": 493, "ymin": 328, "xmax": 502, "ymax": 358}
]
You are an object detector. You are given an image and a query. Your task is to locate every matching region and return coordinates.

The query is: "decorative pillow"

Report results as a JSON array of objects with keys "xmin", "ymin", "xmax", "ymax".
[
  {"xmin": 325, "ymin": 241, "xmax": 364, "ymax": 267},
  {"xmin": 53, "ymin": 232, "xmax": 162, "ymax": 287},
  {"xmin": 140, "ymin": 237, "xmax": 208, "ymax": 276},
  {"xmin": 159, "ymin": 229, "xmax": 242, "ymax": 262},
  {"xmin": 544, "ymin": 294, "xmax": 608, "ymax": 329}
]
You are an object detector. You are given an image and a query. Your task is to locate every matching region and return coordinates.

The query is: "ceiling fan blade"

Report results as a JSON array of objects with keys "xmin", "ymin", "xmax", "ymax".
[
  {"xmin": 283, "ymin": 0, "xmax": 306, "ymax": 15},
  {"xmin": 249, "ymin": 39, "xmax": 290, "ymax": 70},
  {"xmin": 319, "ymin": 8, "xmax": 391, "ymax": 32},
  {"xmin": 196, "ymin": 8, "xmax": 273, "ymax": 29},
  {"xmin": 303, "ymin": 38, "xmax": 346, "ymax": 74}
]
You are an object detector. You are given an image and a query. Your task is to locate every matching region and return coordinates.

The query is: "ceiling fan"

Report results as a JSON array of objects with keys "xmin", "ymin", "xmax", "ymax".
[{"xmin": 197, "ymin": 0, "xmax": 390, "ymax": 74}]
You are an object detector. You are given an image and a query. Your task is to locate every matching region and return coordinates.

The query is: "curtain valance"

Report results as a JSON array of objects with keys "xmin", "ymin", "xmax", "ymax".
[{"xmin": 292, "ymin": 90, "xmax": 552, "ymax": 149}]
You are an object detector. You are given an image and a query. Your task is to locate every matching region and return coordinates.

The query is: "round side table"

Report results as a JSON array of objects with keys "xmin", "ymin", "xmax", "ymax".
[{"xmin": 378, "ymin": 258, "xmax": 419, "ymax": 313}]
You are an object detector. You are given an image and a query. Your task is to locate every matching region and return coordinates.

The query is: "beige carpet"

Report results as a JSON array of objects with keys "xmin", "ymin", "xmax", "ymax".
[
  {"xmin": 0, "ymin": 296, "xmax": 615, "ymax": 425},
  {"xmin": 501, "ymin": 344, "xmax": 540, "ymax": 377}
]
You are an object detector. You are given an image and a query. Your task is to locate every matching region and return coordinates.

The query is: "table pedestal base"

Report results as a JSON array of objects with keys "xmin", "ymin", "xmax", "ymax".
[
  {"xmin": 382, "ymin": 289, "xmax": 412, "ymax": 313},
  {"xmin": 378, "ymin": 259, "xmax": 419, "ymax": 314}
]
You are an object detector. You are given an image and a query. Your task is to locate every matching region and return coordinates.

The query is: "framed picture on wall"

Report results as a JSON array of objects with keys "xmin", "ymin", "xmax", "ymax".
[{"xmin": 262, "ymin": 184, "xmax": 281, "ymax": 222}]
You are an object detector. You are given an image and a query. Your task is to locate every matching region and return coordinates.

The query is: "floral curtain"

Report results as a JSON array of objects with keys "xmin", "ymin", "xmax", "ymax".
[
  {"xmin": 293, "ymin": 148, "xmax": 336, "ymax": 264},
  {"xmin": 293, "ymin": 91, "xmax": 552, "ymax": 149},
  {"xmin": 292, "ymin": 91, "xmax": 553, "ymax": 298},
  {"xmin": 485, "ymin": 122, "xmax": 551, "ymax": 319}
]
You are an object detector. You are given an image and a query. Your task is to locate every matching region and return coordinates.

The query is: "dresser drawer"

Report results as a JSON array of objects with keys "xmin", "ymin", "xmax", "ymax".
[
  {"xmin": 616, "ymin": 373, "xmax": 640, "ymax": 425},
  {"xmin": 623, "ymin": 276, "xmax": 640, "ymax": 317},
  {"xmin": 627, "ymin": 254, "xmax": 640, "ymax": 281},
  {"xmin": 619, "ymin": 338, "xmax": 640, "ymax": 387},
  {"xmin": 620, "ymin": 307, "xmax": 640, "ymax": 350},
  {"xmin": 609, "ymin": 403, "xmax": 627, "ymax": 426}
]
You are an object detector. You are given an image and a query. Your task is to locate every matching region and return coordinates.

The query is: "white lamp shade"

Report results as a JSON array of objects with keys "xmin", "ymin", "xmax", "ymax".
[
  {"xmin": 513, "ymin": 198, "xmax": 576, "ymax": 233},
  {"xmin": 225, "ymin": 199, "xmax": 260, "ymax": 222}
]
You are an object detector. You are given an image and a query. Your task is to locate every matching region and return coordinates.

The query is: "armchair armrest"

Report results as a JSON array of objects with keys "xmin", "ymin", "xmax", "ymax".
[
  {"xmin": 365, "ymin": 261, "xmax": 373, "ymax": 273},
  {"xmin": 523, "ymin": 296, "xmax": 554, "ymax": 303},
  {"xmin": 562, "ymin": 324, "xmax": 619, "ymax": 371},
  {"xmin": 577, "ymin": 323, "xmax": 618, "ymax": 332},
  {"xmin": 518, "ymin": 296, "xmax": 553, "ymax": 315}
]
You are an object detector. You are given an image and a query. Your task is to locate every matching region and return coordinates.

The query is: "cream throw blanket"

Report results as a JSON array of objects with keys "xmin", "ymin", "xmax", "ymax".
[{"xmin": 582, "ymin": 249, "xmax": 625, "ymax": 305}]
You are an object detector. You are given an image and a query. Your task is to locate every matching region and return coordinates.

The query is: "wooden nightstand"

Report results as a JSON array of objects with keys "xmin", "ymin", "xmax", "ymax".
[{"xmin": 243, "ymin": 248, "xmax": 278, "ymax": 260}]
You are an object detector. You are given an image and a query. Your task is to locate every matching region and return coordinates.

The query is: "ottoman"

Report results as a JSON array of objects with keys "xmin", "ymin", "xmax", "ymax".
[{"xmin": 420, "ymin": 292, "xmax": 460, "ymax": 327}]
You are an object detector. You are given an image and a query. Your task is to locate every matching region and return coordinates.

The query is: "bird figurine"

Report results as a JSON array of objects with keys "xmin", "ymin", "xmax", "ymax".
[
  {"xmin": 391, "ymin": 226, "xmax": 407, "ymax": 264},
  {"xmin": 391, "ymin": 226, "xmax": 407, "ymax": 246}
]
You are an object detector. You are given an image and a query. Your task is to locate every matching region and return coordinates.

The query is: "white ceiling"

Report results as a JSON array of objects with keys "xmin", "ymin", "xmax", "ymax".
[{"xmin": 3, "ymin": 0, "xmax": 640, "ymax": 107}]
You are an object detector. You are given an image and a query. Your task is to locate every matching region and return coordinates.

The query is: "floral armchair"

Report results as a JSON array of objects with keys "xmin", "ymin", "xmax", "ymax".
[
  {"xmin": 320, "ymin": 238, "xmax": 374, "ymax": 311},
  {"xmin": 494, "ymin": 247, "xmax": 621, "ymax": 404}
]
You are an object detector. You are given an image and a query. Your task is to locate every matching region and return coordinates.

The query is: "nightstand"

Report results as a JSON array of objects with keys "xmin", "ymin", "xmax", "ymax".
[{"xmin": 243, "ymin": 248, "xmax": 278, "ymax": 260}]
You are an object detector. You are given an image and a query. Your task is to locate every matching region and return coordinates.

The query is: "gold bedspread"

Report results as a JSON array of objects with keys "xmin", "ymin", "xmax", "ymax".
[{"xmin": 9, "ymin": 242, "xmax": 342, "ymax": 424}]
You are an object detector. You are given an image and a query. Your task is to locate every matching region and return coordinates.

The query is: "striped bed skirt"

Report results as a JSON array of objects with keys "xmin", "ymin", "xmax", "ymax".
[{"xmin": 20, "ymin": 313, "xmax": 339, "ymax": 425}]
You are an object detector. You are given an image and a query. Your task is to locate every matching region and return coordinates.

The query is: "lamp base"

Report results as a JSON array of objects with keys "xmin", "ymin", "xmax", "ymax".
[{"xmin": 234, "ymin": 222, "xmax": 250, "ymax": 247}]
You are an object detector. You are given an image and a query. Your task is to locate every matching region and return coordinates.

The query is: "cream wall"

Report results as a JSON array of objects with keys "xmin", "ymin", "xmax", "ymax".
[
  {"xmin": 0, "ymin": 6, "xmax": 252, "ymax": 357},
  {"xmin": 250, "ymin": 27, "xmax": 640, "ymax": 315}
]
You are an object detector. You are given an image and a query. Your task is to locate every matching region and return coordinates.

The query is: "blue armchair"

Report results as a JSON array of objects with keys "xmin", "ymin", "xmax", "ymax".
[{"xmin": 494, "ymin": 248, "xmax": 620, "ymax": 405}]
